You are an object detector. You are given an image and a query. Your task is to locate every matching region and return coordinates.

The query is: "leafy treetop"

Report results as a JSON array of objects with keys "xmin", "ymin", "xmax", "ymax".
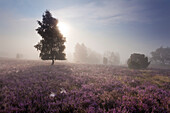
[{"xmin": 35, "ymin": 10, "xmax": 66, "ymax": 65}]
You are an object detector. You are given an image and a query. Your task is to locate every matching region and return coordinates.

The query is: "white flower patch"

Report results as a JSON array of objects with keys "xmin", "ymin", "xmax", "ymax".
[
  {"xmin": 60, "ymin": 88, "xmax": 67, "ymax": 94},
  {"xmin": 49, "ymin": 92, "xmax": 56, "ymax": 98}
]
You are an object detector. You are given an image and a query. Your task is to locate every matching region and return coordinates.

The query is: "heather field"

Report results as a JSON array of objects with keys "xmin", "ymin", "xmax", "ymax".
[{"xmin": 0, "ymin": 59, "xmax": 170, "ymax": 113}]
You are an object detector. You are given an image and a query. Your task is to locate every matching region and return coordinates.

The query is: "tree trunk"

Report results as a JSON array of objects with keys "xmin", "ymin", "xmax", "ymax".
[{"xmin": 51, "ymin": 59, "xmax": 54, "ymax": 65}]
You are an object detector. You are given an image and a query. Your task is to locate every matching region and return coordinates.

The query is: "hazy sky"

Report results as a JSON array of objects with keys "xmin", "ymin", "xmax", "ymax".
[{"xmin": 0, "ymin": 0, "xmax": 170, "ymax": 63}]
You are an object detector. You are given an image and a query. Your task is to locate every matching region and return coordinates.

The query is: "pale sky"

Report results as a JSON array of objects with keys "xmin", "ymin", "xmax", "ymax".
[{"xmin": 0, "ymin": 0, "xmax": 170, "ymax": 64}]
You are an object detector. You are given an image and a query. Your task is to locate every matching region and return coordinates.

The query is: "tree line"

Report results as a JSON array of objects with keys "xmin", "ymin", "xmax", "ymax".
[{"xmin": 34, "ymin": 10, "xmax": 170, "ymax": 69}]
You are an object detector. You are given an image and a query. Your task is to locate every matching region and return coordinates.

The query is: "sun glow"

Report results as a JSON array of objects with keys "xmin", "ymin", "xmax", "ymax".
[{"xmin": 57, "ymin": 22, "xmax": 70, "ymax": 36}]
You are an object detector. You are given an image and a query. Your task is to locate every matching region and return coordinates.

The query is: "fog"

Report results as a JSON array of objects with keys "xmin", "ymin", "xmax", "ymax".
[
  {"xmin": 0, "ymin": 16, "xmax": 169, "ymax": 65},
  {"xmin": 0, "ymin": 0, "xmax": 170, "ymax": 65},
  {"xmin": 73, "ymin": 43, "xmax": 102, "ymax": 64}
]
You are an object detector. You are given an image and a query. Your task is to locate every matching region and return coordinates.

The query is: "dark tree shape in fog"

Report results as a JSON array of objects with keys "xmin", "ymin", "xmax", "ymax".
[
  {"xmin": 34, "ymin": 10, "xmax": 66, "ymax": 65},
  {"xmin": 127, "ymin": 53, "xmax": 150, "ymax": 69},
  {"xmin": 151, "ymin": 46, "xmax": 170, "ymax": 65}
]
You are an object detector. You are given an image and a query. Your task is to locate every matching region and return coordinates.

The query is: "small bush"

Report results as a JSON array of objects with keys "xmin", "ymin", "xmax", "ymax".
[{"xmin": 127, "ymin": 53, "xmax": 150, "ymax": 69}]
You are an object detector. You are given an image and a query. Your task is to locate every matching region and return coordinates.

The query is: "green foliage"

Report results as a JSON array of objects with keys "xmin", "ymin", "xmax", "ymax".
[
  {"xmin": 127, "ymin": 53, "xmax": 150, "ymax": 69},
  {"xmin": 151, "ymin": 46, "xmax": 170, "ymax": 65},
  {"xmin": 34, "ymin": 10, "xmax": 66, "ymax": 65}
]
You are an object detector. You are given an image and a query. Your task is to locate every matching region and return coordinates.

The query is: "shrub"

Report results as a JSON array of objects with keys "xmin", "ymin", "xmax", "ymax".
[{"xmin": 127, "ymin": 53, "xmax": 150, "ymax": 69}]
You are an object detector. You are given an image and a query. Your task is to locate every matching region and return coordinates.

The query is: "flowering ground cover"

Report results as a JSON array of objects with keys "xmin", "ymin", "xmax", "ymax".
[{"xmin": 0, "ymin": 59, "xmax": 170, "ymax": 112}]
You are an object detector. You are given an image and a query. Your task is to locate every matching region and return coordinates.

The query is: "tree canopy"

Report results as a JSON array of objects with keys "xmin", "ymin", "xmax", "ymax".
[
  {"xmin": 74, "ymin": 43, "xmax": 88, "ymax": 63},
  {"xmin": 103, "ymin": 51, "xmax": 120, "ymax": 65},
  {"xmin": 151, "ymin": 47, "xmax": 170, "ymax": 65},
  {"xmin": 73, "ymin": 43, "xmax": 101, "ymax": 64},
  {"xmin": 34, "ymin": 10, "xmax": 66, "ymax": 65},
  {"xmin": 127, "ymin": 53, "xmax": 150, "ymax": 69}
]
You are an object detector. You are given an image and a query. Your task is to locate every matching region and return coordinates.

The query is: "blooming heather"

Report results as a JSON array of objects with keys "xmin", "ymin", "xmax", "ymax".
[{"xmin": 0, "ymin": 59, "xmax": 169, "ymax": 112}]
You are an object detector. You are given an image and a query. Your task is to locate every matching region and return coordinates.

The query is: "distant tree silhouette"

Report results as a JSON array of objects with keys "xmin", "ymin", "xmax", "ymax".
[
  {"xmin": 103, "ymin": 57, "xmax": 108, "ymax": 65},
  {"xmin": 16, "ymin": 53, "xmax": 23, "ymax": 59},
  {"xmin": 151, "ymin": 47, "xmax": 170, "ymax": 65},
  {"xmin": 104, "ymin": 51, "xmax": 120, "ymax": 65},
  {"xmin": 87, "ymin": 48, "xmax": 102, "ymax": 64},
  {"xmin": 127, "ymin": 53, "xmax": 150, "ymax": 69},
  {"xmin": 74, "ymin": 43, "xmax": 88, "ymax": 63},
  {"xmin": 34, "ymin": 10, "xmax": 66, "ymax": 65},
  {"xmin": 74, "ymin": 43, "xmax": 102, "ymax": 64}
]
